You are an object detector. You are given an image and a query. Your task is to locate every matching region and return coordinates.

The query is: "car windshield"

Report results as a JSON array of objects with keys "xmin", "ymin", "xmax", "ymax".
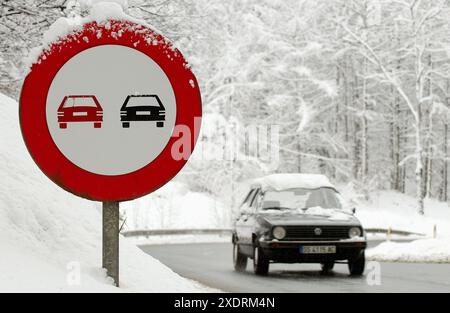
[
  {"xmin": 126, "ymin": 96, "xmax": 160, "ymax": 107},
  {"xmin": 261, "ymin": 187, "xmax": 343, "ymax": 211},
  {"xmin": 63, "ymin": 97, "xmax": 97, "ymax": 108}
]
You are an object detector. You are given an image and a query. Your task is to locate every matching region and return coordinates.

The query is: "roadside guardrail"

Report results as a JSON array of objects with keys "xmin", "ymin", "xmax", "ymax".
[
  {"xmin": 122, "ymin": 228, "xmax": 233, "ymax": 237},
  {"xmin": 122, "ymin": 228, "xmax": 427, "ymax": 238}
]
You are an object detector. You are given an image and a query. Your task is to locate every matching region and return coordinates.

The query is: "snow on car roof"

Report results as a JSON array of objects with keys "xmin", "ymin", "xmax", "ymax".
[{"xmin": 251, "ymin": 173, "xmax": 335, "ymax": 191}]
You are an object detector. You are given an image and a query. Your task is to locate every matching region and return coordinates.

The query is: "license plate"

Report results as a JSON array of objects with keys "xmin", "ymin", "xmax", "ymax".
[
  {"xmin": 300, "ymin": 245, "xmax": 336, "ymax": 254},
  {"xmin": 136, "ymin": 111, "xmax": 151, "ymax": 115},
  {"xmin": 73, "ymin": 112, "xmax": 88, "ymax": 116}
]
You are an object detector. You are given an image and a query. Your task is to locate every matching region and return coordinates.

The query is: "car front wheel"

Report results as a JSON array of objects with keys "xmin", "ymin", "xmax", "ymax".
[
  {"xmin": 348, "ymin": 251, "xmax": 365, "ymax": 276},
  {"xmin": 253, "ymin": 246, "xmax": 269, "ymax": 276},
  {"xmin": 233, "ymin": 242, "xmax": 247, "ymax": 272}
]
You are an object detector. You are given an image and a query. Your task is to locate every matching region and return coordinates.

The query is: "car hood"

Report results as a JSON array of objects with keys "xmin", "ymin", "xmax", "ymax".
[{"xmin": 258, "ymin": 211, "xmax": 361, "ymax": 226}]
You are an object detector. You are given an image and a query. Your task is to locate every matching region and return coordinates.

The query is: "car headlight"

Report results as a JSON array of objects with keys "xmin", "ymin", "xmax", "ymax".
[
  {"xmin": 273, "ymin": 226, "xmax": 286, "ymax": 240},
  {"xmin": 349, "ymin": 227, "xmax": 362, "ymax": 238}
]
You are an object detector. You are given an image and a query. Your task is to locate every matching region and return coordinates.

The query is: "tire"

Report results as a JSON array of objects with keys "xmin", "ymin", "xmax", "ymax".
[
  {"xmin": 321, "ymin": 261, "xmax": 335, "ymax": 274},
  {"xmin": 233, "ymin": 242, "xmax": 247, "ymax": 272},
  {"xmin": 348, "ymin": 251, "xmax": 365, "ymax": 276},
  {"xmin": 59, "ymin": 123, "xmax": 67, "ymax": 129},
  {"xmin": 156, "ymin": 121, "xmax": 164, "ymax": 128},
  {"xmin": 253, "ymin": 246, "xmax": 269, "ymax": 276},
  {"xmin": 94, "ymin": 122, "xmax": 101, "ymax": 128},
  {"xmin": 122, "ymin": 122, "xmax": 130, "ymax": 128}
]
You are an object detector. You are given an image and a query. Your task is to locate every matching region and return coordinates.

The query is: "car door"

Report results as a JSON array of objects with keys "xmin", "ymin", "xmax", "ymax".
[
  {"xmin": 235, "ymin": 188, "xmax": 257, "ymax": 245},
  {"xmin": 247, "ymin": 188, "xmax": 262, "ymax": 241},
  {"xmin": 238, "ymin": 188, "xmax": 263, "ymax": 248}
]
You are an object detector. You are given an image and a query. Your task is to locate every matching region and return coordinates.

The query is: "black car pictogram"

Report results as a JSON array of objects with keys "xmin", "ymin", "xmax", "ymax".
[{"xmin": 120, "ymin": 95, "xmax": 165, "ymax": 128}]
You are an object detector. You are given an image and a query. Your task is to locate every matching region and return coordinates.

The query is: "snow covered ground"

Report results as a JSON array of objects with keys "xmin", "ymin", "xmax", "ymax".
[
  {"xmin": 340, "ymin": 185, "xmax": 450, "ymax": 263},
  {"xmin": 367, "ymin": 239, "xmax": 450, "ymax": 263},
  {"xmin": 348, "ymin": 189, "xmax": 450, "ymax": 238},
  {"xmin": 121, "ymin": 182, "xmax": 229, "ymax": 231},
  {"xmin": 0, "ymin": 92, "xmax": 209, "ymax": 292}
]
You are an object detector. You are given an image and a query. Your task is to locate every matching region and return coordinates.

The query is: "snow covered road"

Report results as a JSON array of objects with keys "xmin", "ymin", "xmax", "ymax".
[{"xmin": 141, "ymin": 243, "xmax": 450, "ymax": 293}]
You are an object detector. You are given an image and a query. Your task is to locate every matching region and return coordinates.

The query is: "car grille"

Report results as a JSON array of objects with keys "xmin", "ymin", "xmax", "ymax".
[{"xmin": 284, "ymin": 226, "xmax": 350, "ymax": 240}]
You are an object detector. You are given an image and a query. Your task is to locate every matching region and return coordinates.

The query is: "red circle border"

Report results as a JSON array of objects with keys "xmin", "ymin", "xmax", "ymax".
[{"xmin": 20, "ymin": 21, "xmax": 202, "ymax": 202}]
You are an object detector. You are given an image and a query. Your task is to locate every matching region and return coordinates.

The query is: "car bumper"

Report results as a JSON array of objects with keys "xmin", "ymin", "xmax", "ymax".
[
  {"xmin": 120, "ymin": 114, "xmax": 165, "ymax": 122},
  {"xmin": 58, "ymin": 116, "xmax": 102, "ymax": 123},
  {"xmin": 258, "ymin": 239, "xmax": 367, "ymax": 263}
]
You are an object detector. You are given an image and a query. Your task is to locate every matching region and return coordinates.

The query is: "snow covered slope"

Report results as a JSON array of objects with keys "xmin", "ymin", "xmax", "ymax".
[
  {"xmin": 0, "ymin": 92, "xmax": 204, "ymax": 292},
  {"xmin": 122, "ymin": 182, "xmax": 228, "ymax": 230},
  {"xmin": 342, "ymin": 186, "xmax": 450, "ymax": 263},
  {"xmin": 349, "ymin": 189, "xmax": 450, "ymax": 238}
]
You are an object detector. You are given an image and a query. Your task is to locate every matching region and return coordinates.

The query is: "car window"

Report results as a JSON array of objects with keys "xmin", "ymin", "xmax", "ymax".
[
  {"xmin": 241, "ymin": 189, "xmax": 256, "ymax": 207},
  {"xmin": 63, "ymin": 97, "xmax": 97, "ymax": 108},
  {"xmin": 126, "ymin": 96, "xmax": 161, "ymax": 107},
  {"xmin": 261, "ymin": 187, "xmax": 343, "ymax": 211},
  {"xmin": 250, "ymin": 189, "xmax": 262, "ymax": 211}
]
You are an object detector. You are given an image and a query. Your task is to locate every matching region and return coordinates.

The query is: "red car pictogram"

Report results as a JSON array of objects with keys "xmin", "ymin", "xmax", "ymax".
[{"xmin": 57, "ymin": 95, "xmax": 103, "ymax": 129}]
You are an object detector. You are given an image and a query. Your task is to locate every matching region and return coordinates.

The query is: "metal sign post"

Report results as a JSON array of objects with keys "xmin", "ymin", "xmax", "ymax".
[{"xmin": 102, "ymin": 201, "xmax": 120, "ymax": 287}]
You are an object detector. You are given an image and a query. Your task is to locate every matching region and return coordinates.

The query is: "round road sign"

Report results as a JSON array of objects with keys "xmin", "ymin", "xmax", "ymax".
[{"xmin": 20, "ymin": 20, "xmax": 202, "ymax": 201}]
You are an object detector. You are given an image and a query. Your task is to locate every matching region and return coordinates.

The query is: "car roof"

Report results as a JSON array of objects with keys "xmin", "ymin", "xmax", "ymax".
[
  {"xmin": 127, "ymin": 95, "xmax": 158, "ymax": 98},
  {"xmin": 250, "ymin": 173, "xmax": 336, "ymax": 192},
  {"xmin": 66, "ymin": 95, "xmax": 96, "ymax": 98}
]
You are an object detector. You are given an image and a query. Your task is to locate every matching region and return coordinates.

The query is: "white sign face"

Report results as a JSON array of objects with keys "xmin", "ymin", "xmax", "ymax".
[{"xmin": 46, "ymin": 45, "xmax": 176, "ymax": 176}]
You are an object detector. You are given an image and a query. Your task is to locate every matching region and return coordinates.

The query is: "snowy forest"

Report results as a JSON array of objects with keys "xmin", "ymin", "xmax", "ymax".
[{"xmin": 2, "ymin": 0, "xmax": 450, "ymax": 215}]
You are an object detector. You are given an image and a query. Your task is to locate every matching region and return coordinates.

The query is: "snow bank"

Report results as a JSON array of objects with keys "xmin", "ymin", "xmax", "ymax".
[
  {"xmin": 348, "ymin": 189, "xmax": 450, "ymax": 238},
  {"xmin": 122, "ymin": 182, "xmax": 229, "ymax": 231},
  {"xmin": 345, "ymin": 188, "xmax": 450, "ymax": 263},
  {"xmin": 0, "ymin": 93, "xmax": 204, "ymax": 292},
  {"xmin": 367, "ymin": 239, "xmax": 450, "ymax": 263},
  {"xmin": 251, "ymin": 173, "xmax": 335, "ymax": 191}
]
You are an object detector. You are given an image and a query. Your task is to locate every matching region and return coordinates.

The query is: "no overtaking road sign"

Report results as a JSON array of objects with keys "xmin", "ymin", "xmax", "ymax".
[{"xmin": 20, "ymin": 20, "xmax": 202, "ymax": 202}]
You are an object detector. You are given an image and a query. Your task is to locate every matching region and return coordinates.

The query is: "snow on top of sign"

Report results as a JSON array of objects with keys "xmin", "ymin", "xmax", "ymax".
[
  {"xmin": 251, "ymin": 173, "xmax": 335, "ymax": 191},
  {"xmin": 24, "ymin": 1, "xmax": 165, "ymax": 72},
  {"xmin": 79, "ymin": 0, "xmax": 129, "ymax": 10}
]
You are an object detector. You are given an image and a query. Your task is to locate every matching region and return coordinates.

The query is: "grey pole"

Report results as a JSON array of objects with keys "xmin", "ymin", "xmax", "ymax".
[{"xmin": 102, "ymin": 201, "xmax": 120, "ymax": 287}]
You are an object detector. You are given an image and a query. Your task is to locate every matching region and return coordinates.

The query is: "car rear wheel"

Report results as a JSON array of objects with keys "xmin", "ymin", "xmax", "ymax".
[
  {"xmin": 122, "ymin": 122, "xmax": 130, "ymax": 128},
  {"xmin": 156, "ymin": 121, "xmax": 164, "ymax": 128},
  {"xmin": 59, "ymin": 123, "xmax": 67, "ymax": 129},
  {"xmin": 348, "ymin": 251, "xmax": 365, "ymax": 276},
  {"xmin": 321, "ymin": 261, "xmax": 335, "ymax": 274},
  {"xmin": 233, "ymin": 242, "xmax": 247, "ymax": 272},
  {"xmin": 94, "ymin": 122, "xmax": 101, "ymax": 128},
  {"xmin": 253, "ymin": 246, "xmax": 269, "ymax": 276}
]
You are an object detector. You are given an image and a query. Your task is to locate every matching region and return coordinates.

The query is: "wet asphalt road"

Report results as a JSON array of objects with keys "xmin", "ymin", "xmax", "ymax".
[{"xmin": 140, "ymin": 242, "xmax": 450, "ymax": 293}]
